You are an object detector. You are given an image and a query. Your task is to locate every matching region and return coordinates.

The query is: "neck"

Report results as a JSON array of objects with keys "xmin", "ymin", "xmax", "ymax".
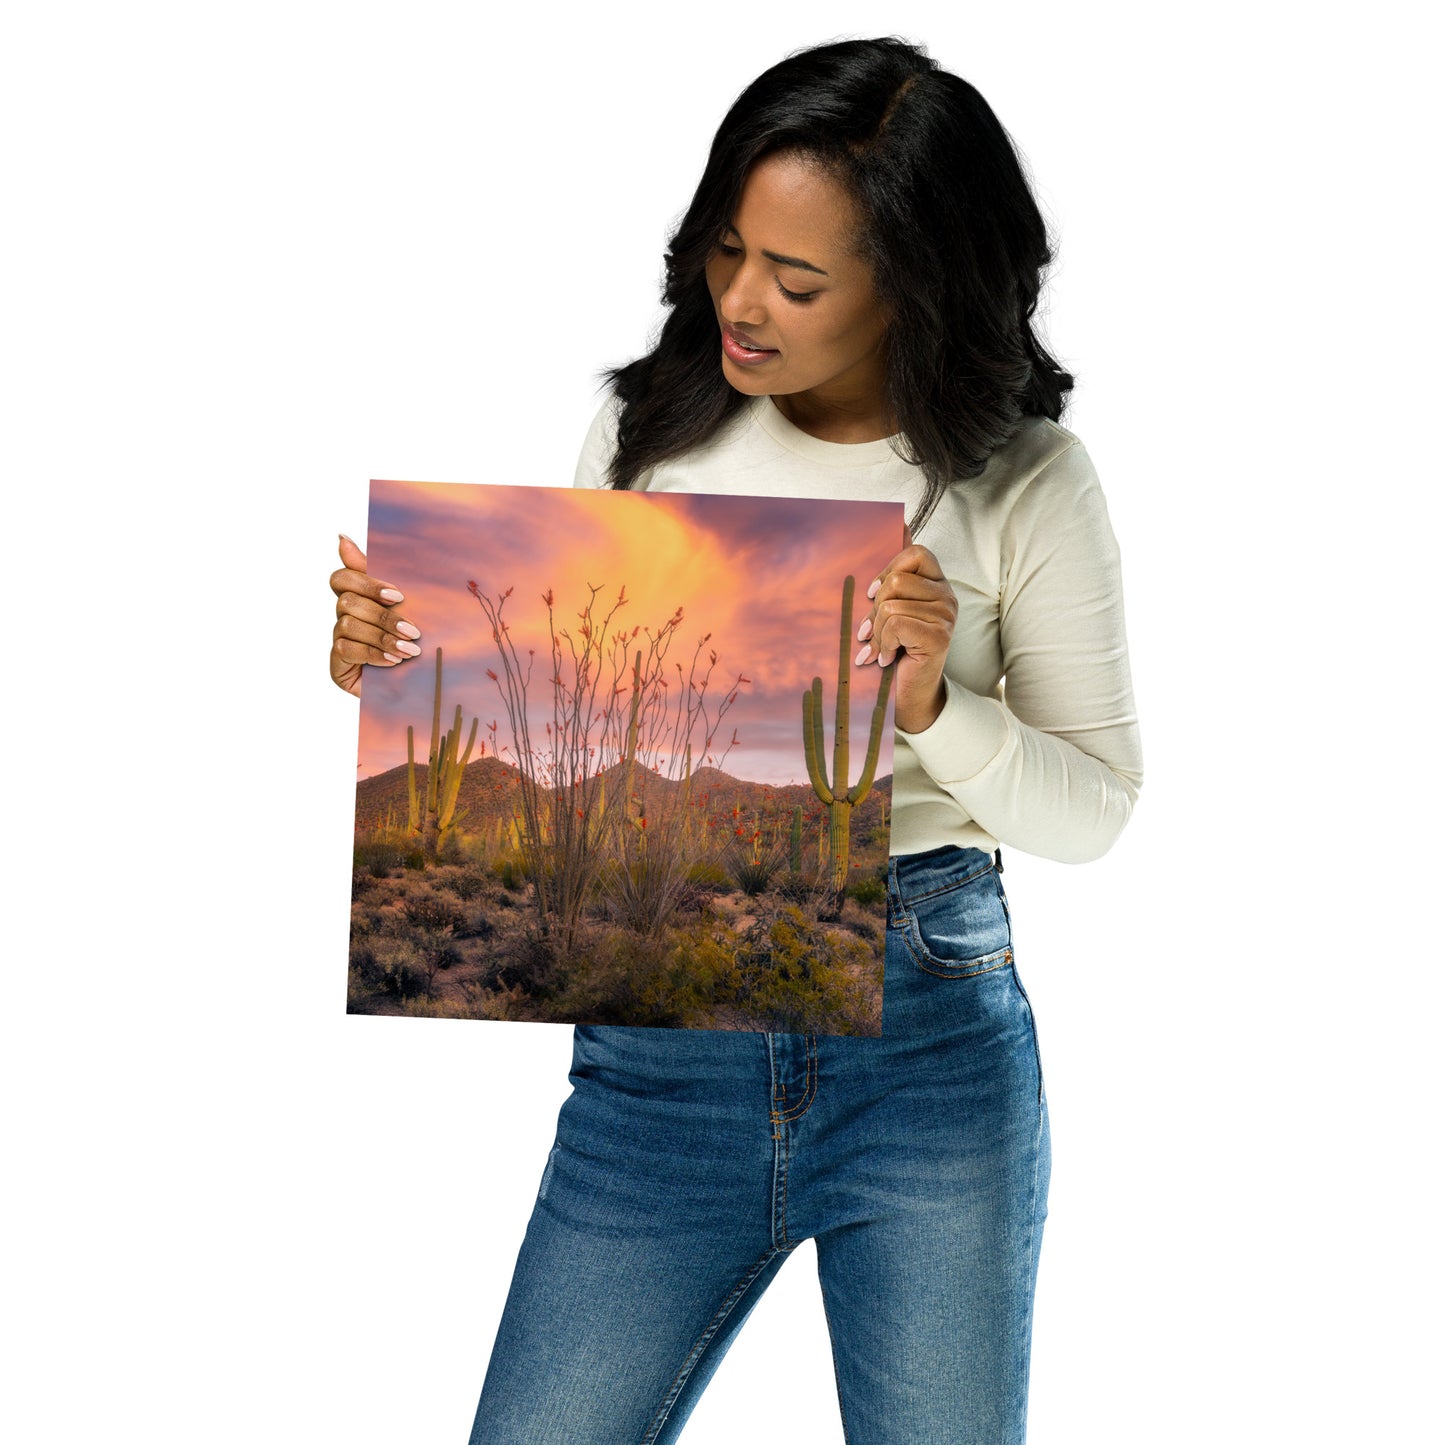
[{"xmin": 770, "ymin": 390, "xmax": 897, "ymax": 443}]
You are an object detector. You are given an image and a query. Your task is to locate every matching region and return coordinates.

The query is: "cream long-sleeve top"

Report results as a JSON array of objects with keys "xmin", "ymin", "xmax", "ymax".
[{"xmin": 572, "ymin": 392, "xmax": 1143, "ymax": 865}]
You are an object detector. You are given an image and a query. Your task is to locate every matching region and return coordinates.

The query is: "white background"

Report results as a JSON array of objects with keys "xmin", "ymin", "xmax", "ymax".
[{"xmin": 4, "ymin": 2, "xmax": 1439, "ymax": 1440}]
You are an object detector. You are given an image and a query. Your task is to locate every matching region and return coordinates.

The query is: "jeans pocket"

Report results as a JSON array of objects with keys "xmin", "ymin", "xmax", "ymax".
[{"xmin": 899, "ymin": 863, "xmax": 1014, "ymax": 979}]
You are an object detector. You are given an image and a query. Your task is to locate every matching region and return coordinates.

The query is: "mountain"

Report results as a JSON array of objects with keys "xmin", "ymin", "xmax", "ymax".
[{"xmin": 354, "ymin": 755, "xmax": 894, "ymax": 843}]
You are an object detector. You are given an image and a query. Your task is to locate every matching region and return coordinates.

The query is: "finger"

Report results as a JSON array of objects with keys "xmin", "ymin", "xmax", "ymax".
[
  {"xmin": 335, "ymin": 590, "xmax": 421, "ymax": 641},
  {"xmin": 330, "ymin": 566, "xmax": 408, "ymax": 606},
  {"xmin": 332, "ymin": 634, "xmax": 410, "ymax": 669},
  {"xmin": 338, "ymin": 533, "xmax": 368, "ymax": 573},
  {"xmin": 856, "ymin": 578, "xmax": 955, "ymax": 651},
  {"xmin": 334, "ymin": 612, "xmax": 423, "ymax": 658},
  {"xmin": 330, "ymin": 533, "xmax": 406, "ymax": 607},
  {"xmin": 331, "ymin": 653, "xmax": 363, "ymax": 697},
  {"xmin": 865, "ymin": 570, "xmax": 953, "ymax": 606},
  {"xmin": 867, "ymin": 612, "xmax": 954, "ymax": 668},
  {"xmin": 866, "ymin": 543, "xmax": 943, "ymax": 599},
  {"xmin": 856, "ymin": 600, "xmax": 955, "ymax": 665}
]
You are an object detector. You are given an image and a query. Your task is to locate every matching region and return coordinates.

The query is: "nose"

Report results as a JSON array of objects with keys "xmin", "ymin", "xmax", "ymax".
[{"xmin": 717, "ymin": 258, "xmax": 769, "ymax": 329}]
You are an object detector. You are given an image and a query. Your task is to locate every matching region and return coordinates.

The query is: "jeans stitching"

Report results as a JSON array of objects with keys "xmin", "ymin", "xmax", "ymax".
[
  {"xmin": 895, "ymin": 858, "xmax": 996, "ymax": 907},
  {"xmin": 1011, "ymin": 967, "xmax": 1045, "ymax": 1111},
  {"xmin": 900, "ymin": 911, "xmax": 1014, "ymax": 978},
  {"xmin": 775, "ymin": 1033, "xmax": 818, "ymax": 1122},
  {"xmin": 640, "ymin": 1246, "xmax": 787, "ymax": 1445},
  {"xmin": 815, "ymin": 1261, "xmax": 853, "ymax": 1445},
  {"xmin": 1014, "ymin": 1086, "xmax": 1048, "ymax": 1443}
]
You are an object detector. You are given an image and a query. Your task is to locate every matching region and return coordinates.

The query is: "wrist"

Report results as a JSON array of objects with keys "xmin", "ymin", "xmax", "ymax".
[{"xmin": 894, "ymin": 679, "xmax": 947, "ymax": 735}]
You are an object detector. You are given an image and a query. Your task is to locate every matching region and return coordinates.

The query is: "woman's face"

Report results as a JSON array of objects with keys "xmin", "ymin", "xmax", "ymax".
[{"xmin": 704, "ymin": 152, "xmax": 891, "ymax": 421}]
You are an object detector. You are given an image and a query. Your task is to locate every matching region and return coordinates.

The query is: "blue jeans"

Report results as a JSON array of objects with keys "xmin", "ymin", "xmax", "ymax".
[{"xmin": 469, "ymin": 846, "xmax": 1050, "ymax": 1443}]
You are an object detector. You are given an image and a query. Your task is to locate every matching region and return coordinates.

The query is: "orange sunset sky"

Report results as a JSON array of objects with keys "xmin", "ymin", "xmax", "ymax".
[{"xmin": 357, "ymin": 482, "xmax": 904, "ymax": 789}]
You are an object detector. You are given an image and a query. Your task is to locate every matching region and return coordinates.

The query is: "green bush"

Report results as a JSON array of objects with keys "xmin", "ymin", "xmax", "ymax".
[
  {"xmin": 685, "ymin": 861, "xmax": 732, "ymax": 891},
  {"xmin": 492, "ymin": 856, "xmax": 524, "ymax": 891},
  {"xmin": 845, "ymin": 876, "xmax": 887, "ymax": 908},
  {"xmin": 354, "ymin": 841, "xmax": 405, "ymax": 879},
  {"xmin": 709, "ymin": 905, "xmax": 878, "ymax": 1035}
]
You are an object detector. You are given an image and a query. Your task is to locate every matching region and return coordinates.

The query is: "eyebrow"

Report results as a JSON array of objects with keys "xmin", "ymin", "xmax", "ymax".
[{"xmin": 722, "ymin": 224, "xmax": 829, "ymax": 277}]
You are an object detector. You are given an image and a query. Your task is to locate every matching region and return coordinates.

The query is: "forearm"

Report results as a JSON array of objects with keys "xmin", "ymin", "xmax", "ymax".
[{"xmin": 900, "ymin": 674, "xmax": 1143, "ymax": 863}]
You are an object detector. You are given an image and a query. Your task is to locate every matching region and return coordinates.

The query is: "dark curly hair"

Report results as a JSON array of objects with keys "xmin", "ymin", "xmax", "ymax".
[{"xmin": 600, "ymin": 35, "xmax": 1073, "ymax": 532}]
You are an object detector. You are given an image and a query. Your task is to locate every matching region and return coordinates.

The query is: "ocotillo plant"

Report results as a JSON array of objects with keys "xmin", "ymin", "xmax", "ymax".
[
  {"xmin": 468, "ymin": 579, "xmax": 747, "ymax": 950},
  {"xmin": 407, "ymin": 648, "xmax": 478, "ymax": 861},
  {"xmin": 803, "ymin": 576, "xmax": 894, "ymax": 893}
]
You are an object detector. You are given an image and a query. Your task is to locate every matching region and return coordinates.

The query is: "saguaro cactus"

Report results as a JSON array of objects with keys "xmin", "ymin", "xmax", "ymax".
[
  {"xmin": 411, "ymin": 648, "xmax": 478, "ymax": 860},
  {"xmin": 802, "ymin": 576, "xmax": 893, "ymax": 892}
]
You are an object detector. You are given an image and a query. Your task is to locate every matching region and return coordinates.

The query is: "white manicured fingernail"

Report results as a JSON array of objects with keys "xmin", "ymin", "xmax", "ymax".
[
  {"xmin": 396, "ymin": 640, "xmax": 421, "ymax": 656},
  {"xmin": 380, "ymin": 588, "xmax": 404, "ymax": 602},
  {"xmin": 383, "ymin": 651, "xmax": 402, "ymax": 663},
  {"xmin": 855, "ymin": 645, "xmax": 871, "ymax": 666},
  {"xmin": 856, "ymin": 618, "xmax": 873, "ymax": 642},
  {"xmin": 396, "ymin": 621, "xmax": 421, "ymax": 639},
  {"xmin": 867, "ymin": 578, "xmax": 882, "ymax": 599}
]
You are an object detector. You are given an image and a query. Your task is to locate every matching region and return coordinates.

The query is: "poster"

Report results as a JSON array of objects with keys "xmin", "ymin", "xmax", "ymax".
[{"xmin": 349, "ymin": 480, "xmax": 901, "ymax": 1034}]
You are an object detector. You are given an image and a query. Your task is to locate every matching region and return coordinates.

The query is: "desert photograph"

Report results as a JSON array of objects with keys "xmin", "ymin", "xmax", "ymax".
[{"xmin": 349, "ymin": 482, "xmax": 902, "ymax": 1034}]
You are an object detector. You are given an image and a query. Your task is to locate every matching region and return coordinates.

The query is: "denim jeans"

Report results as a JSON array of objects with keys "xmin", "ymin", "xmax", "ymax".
[{"xmin": 468, "ymin": 846, "xmax": 1050, "ymax": 1444}]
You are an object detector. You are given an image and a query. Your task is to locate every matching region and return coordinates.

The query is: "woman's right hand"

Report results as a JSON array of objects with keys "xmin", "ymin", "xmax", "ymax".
[{"xmin": 329, "ymin": 534, "xmax": 422, "ymax": 697}]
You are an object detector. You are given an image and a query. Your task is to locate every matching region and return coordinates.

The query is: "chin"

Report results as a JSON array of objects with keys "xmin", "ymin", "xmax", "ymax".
[{"xmin": 720, "ymin": 365, "xmax": 771, "ymax": 395}]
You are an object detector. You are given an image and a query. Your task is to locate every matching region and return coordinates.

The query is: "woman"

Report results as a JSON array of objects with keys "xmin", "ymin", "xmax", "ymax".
[{"xmin": 331, "ymin": 36, "xmax": 1142, "ymax": 1443}]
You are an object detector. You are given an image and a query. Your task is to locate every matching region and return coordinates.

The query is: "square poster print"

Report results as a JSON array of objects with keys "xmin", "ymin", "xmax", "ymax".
[{"xmin": 349, "ymin": 480, "xmax": 902, "ymax": 1035}]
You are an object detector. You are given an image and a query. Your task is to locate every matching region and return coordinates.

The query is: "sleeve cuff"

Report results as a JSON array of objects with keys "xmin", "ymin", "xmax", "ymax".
[{"xmin": 899, "ymin": 674, "xmax": 1011, "ymax": 784}]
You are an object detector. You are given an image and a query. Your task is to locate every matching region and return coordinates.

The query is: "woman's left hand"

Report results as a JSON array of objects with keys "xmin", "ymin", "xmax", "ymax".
[{"xmin": 854, "ymin": 529, "xmax": 958, "ymax": 734}]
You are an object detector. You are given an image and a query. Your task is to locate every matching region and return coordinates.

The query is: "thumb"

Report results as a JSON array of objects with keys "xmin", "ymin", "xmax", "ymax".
[
  {"xmin": 902, "ymin": 522, "xmax": 914, "ymax": 549},
  {"xmin": 338, "ymin": 532, "xmax": 368, "ymax": 573}
]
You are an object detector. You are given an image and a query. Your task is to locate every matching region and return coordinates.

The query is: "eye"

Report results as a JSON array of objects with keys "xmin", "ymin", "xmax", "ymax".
[
  {"xmin": 713, "ymin": 237, "xmax": 818, "ymax": 303},
  {"xmin": 775, "ymin": 279, "xmax": 817, "ymax": 304}
]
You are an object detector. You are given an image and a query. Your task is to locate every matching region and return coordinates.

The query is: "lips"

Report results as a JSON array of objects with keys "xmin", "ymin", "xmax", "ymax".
[
  {"xmin": 721, "ymin": 324, "xmax": 779, "ymax": 365},
  {"xmin": 724, "ymin": 324, "xmax": 775, "ymax": 352}
]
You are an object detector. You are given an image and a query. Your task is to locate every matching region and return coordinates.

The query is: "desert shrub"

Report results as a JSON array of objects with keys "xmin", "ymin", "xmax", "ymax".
[
  {"xmin": 718, "ymin": 905, "xmax": 879, "ymax": 1035},
  {"xmin": 774, "ymin": 871, "xmax": 822, "ymax": 905},
  {"xmin": 540, "ymin": 929, "xmax": 684, "ymax": 1027},
  {"xmin": 492, "ymin": 856, "xmax": 524, "ymax": 891},
  {"xmin": 403, "ymin": 894, "xmax": 466, "ymax": 934},
  {"xmin": 433, "ymin": 941, "xmax": 465, "ymax": 971},
  {"xmin": 686, "ymin": 861, "xmax": 732, "ymax": 891},
  {"xmin": 722, "ymin": 824, "xmax": 790, "ymax": 898},
  {"xmin": 435, "ymin": 867, "xmax": 488, "ymax": 901},
  {"xmin": 487, "ymin": 929, "xmax": 563, "ymax": 999},
  {"xmin": 455, "ymin": 907, "xmax": 496, "ymax": 941},
  {"xmin": 403, "ymin": 849, "xmax": 427, "ymax": 871},
  {"xmin": 603, "ymin": 851, "xmax": 696, "ymax": 938},
  {"xmin": 355, "ymin": 841, "xmax": 405, "ymax": 879},
  {"xmin": 349, "ymin": 940, "xmax": 383, "ymax": 989},
  {"xmin": 846, "ymin": 876, "xmax": 887, "ymax": 908},
  {"xmin": 457, "ymin": 979, "xmax": 534, "ymax": 1022},
  {"xmin": 730, "ymin": 859, "xmax": 778, "ymax": 896},
  {"xmin": 353, "ymin": 937, "xmax": 429, "ymax": 1000},
  {"xmin": 437, "ymin": 829, "xmax": 467, "ymax": 863}
]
